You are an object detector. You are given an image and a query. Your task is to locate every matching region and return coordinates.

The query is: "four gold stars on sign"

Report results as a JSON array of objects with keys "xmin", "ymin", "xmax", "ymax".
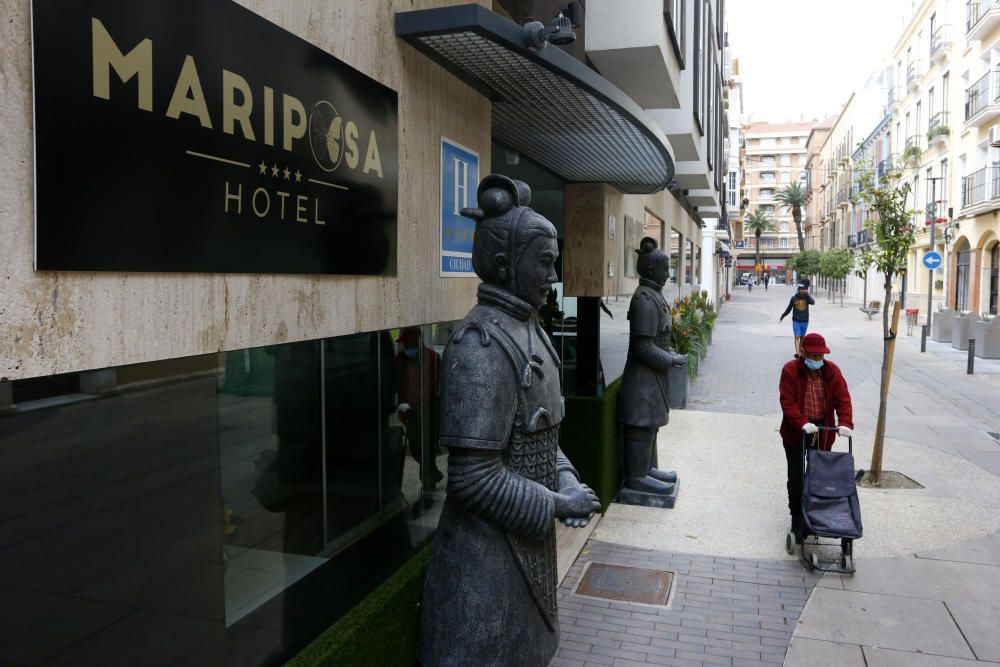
[
  {"xmin": 258, "ymin": 160, "xmax": 303, "ymax": 182},
  {"xmin": 444, "ymin": 227, "xmax": 475, "ymax": 241}
]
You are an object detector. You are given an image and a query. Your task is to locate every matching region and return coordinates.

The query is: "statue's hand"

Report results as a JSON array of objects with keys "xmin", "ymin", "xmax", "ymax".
[
  {"xmin": 670, "ymin": 352, "xmax": 688, "ymax": 367},
  {"xmin": 554, "ymin": 483, "xmax": 600, "ymax": 525}
]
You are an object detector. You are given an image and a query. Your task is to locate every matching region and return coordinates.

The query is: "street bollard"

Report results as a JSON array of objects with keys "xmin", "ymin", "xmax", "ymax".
[
  {"xmin": 968, "ymin": 339, "xmax": 976, "ymax": 374},
  {"xmin": 921, "ymin": 325, "xmax": 928, "ymax": 353}
]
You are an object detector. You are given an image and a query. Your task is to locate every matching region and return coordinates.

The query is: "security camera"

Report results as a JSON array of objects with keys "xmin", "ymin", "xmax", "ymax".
[{"xmin": 522, "ymin": 13, "xmax": 576, "ymax": 49}]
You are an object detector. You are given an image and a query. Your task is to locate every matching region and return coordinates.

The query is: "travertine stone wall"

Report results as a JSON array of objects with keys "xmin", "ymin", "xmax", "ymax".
[
  {"xmin": 0, "ymin": 0, "xmax": 490, "ymax": 379},
  {"xmin": 564, "ymin": 183, "xmax": 701, "ymax": 298}
]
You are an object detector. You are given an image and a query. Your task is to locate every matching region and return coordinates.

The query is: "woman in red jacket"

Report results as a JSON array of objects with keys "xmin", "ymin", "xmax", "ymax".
[{"xmin": 778, "ymin": 333, "xmax": 854, "ymax": 541}]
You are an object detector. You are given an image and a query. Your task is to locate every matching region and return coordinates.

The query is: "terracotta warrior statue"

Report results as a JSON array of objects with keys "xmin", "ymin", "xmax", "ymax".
[
  {"xmin": 616, "ymin": 237, "xmax": 687, "ymax": 508},
  {"xmin": 418, "ymin": 175, "xmax": 600, "ymax": 667}
]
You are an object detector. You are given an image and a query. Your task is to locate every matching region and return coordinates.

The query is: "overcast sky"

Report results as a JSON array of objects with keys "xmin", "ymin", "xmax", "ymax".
[{"xmin": 727, "ymin": 0, "xmax": 911, "ymax": 123}]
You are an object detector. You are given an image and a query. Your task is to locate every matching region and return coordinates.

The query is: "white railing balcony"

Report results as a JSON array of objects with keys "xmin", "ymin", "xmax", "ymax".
[
  {"xmin": 930, "ymin": 25, "xmax": 953, "ymax": 63},
  {"xmin": 964, "ymin": 69, "xmax": 1000, "ymax": 127},
  {"xmin": 960, "ymin": 163, "xmax": 1000, "ymax": 210},
  {"xmin": 967, "ymin": 0, "xmax": 1000, "ymax": 41}
]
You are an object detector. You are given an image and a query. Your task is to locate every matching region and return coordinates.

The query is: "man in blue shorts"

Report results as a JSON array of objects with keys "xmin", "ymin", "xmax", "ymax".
[{"xmin": 780, "ymin": 284, "xmax": 815, "ymax": 357}]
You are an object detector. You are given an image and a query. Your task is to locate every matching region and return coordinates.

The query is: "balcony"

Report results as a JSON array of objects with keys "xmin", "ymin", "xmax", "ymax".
[
  {"xmin": 902, "ymin": 136, "xmax": 922, "ymax": 166},
  {"xmin": 586, "ymin": 0, "xmax": 681, "ymax": 108},
  {"xmin": 877, "ymin": 159, "xmax": 890, "ymax": 179},
  {"xmin": 928, "ymin": 111, "xmax": 951, "ymax": 148},
  {"xmin": 964, "ymin": 69, "xmax": 1000, "ymax": 126},
  {"xmin": 930, "ymin": 24, "xmax": 953, "ymax": 63},
  {"xmin": 837, "ymin": 184, "xmax": 850, "ymax": 207},
  {"xmin": 959, "ymin": 164, "xmax": 1000, "ymax": 209},
  {"xmin": 967, "ymin": 0, "xmax": 1000, "ymax": 41},
  {"xmin": 848, "ymin": 234, "xmax": 858, "ymax": 248},
  {"xmin": 906, "ymin": 60, "xmax": 925, "ymax": 92},
  {"xmin": 887, "ymin": 85, "xmax": 901, "ymax": 112}
]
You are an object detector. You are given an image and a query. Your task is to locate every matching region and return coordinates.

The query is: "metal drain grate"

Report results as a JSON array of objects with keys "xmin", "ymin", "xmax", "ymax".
[
  {"xmin": 573, "ymin": 562, "xmax": 673, "ymax": 605},
  {"xmin": 989, "ymin": 432, "xmax": 1000, "ymax": 443}
]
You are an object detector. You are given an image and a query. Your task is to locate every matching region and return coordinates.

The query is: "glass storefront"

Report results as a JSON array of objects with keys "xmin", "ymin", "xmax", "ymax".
[{"xmin": 0, "ymin": 324, "xmax": 455, "ymax": 665}]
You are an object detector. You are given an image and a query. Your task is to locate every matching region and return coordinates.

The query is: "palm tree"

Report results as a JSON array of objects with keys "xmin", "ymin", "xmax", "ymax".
[
  {"xmin": 744, "ymin": 209, "xmax": 776, "ymax": 279},
  {"xmin": 775, "ymin": 181, "xmax": 807, "ymax": 252}
]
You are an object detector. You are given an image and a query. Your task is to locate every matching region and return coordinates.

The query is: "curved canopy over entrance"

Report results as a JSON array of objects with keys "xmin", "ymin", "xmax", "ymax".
[{"xmin": 396, "ymin": 4, "xmax": 675, "ymax": 194}]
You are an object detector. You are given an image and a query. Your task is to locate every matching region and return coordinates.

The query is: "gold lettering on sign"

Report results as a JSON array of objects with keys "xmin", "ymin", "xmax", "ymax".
[
  {"xmin": 344, "ymin": 120, "xmax": 359, "ymax": 169},
  {"xmin": 263, "ymin": 86, "xmax": 275, "ymax": 147},
  {"xmin": 296, "ymin": 195, "xmax": 308, "ymax": 223},
  {"xmin": 314, "ymin": 199, "xmax": 326, "ymax": 225},
  {"xmin": 282, "ymin": 94, "xmax": 306, "ymax": 151},
  {"xmin": 222, "ymin": 69, "xmax": 255, "ymax": 140},
  {"xmin": 252, "ymin": 188, "xmax": 270, "ymax": 217},
  {"xmin": 92, "ymin": 18, "xmax": 153, "ymax": 112},
  {"xmin": 276, "ymin": 191, "xmax": 290, "ymax": 219},
  {"xmin": 224, "ymin": 181, "xmax": 242, "ymax": 214},
  {"xmin": 166, "ymin": 55, "xmax": 212, "ymax": 128},
  {"xmin": 362, "ymin": 130, "xmax": 382, "ymax": 177}
]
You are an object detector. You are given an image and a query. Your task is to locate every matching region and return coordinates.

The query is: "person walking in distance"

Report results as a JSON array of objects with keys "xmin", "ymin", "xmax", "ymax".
[
  {"xmin": 763, "ymin": 274, "xmax": 770, "ymax": 292},
  {"xmin": 778, "ymin": 333, "xmax": 854, "ymax": 542},
  {"xmin": 780, "ymin": 283, "xmax": 815, "ymax": 357}
]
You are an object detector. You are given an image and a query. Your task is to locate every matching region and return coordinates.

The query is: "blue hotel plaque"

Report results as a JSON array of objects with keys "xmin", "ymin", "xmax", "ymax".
[{"xmin": 440, "ymin": 138, "xmax": 479, "ymax": 277}]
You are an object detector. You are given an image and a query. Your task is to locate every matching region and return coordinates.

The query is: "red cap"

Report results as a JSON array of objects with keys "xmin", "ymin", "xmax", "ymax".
[
  {"xmin": 397, "ymin": 326, "xmax": 420, "ymax": 346},
  {"xmin": 801, "ymin": 333, "xmax": 830, "ymax": 354}
]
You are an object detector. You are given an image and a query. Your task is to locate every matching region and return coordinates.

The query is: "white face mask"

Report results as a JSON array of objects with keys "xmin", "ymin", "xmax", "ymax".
[{"xmin": 803, "ymin": 358, "xmax": 824, "ymax": 370}]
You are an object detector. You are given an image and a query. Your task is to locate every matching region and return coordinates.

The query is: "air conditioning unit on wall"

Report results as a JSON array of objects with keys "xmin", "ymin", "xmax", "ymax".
[{"xmin": 990, "ymin": 126, "xmax": 1000, "ymax": 148}]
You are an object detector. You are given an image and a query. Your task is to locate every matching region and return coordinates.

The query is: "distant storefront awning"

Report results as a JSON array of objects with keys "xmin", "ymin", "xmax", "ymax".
[{"xmin": 396, "ymin": 4, "xmax": 674, "ymax": 194}]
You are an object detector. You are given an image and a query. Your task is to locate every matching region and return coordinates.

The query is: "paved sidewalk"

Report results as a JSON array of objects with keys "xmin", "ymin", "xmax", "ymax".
[{"xmin": 556, "ymin": 284, "xmax": 1000, "ymax": 666}]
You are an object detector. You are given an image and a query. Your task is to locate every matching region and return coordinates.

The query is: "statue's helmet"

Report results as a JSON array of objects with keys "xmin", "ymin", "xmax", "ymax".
[
  {"xmin": 461, "ymin": 174, "xmax": 557, "ymax": 292},
  {"xmin": 635, "ymin": 236, "xmax": 669, "ymax": 286}
]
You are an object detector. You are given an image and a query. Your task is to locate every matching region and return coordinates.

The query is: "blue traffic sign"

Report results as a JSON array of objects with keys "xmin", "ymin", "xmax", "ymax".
[{"xmin": 923, "ymin": 251, "xmax": 942, "ymax": 269}]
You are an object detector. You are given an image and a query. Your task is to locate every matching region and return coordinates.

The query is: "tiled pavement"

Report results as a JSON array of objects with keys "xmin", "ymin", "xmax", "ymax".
[
  {"xmin": 553, "ymin": 541, "xmax": 821, "ymax": 667},
  {"xmin": 573, "ymin": 284, "xmax": 1000, "ymax": 667}
]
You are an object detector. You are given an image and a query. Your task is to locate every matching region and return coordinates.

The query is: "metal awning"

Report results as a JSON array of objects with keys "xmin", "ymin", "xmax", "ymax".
[{"xmin": 395, "ymin": 4, "xmax": 674, "ymax": 194}]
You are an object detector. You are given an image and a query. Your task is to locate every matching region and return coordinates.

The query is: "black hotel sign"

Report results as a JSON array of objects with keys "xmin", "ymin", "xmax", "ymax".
[{"xmin": 31, "ymin": 0, "xmax": 398, "ymax": 274}]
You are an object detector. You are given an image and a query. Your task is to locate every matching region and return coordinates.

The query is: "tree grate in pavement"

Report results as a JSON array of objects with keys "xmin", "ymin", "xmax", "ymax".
[{"xmin": 573, "ymin": 561, "xmax": 673, "ymax": 606}]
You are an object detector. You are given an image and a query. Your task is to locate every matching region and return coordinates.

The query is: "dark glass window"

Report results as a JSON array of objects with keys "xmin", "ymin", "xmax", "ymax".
[
  {"xmin": 989, "ymin": 243, "xmax": 998, "ymax": 315},
  {"xmin": 956, "ymin": 240, "xmax": 970, "ymax": 312},
  {"xmin": 0, "ymin": 323, "xmax": 457, "ymax": 665}
]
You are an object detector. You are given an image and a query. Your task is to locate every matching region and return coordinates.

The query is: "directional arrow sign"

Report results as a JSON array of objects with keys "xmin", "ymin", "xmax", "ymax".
[{"xmin": 923, "ymin": 251, "xmax": 942, "ymax": 270}]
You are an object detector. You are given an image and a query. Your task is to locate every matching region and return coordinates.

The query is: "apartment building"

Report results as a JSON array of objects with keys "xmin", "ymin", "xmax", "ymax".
[
  {"xmin": 805, "ymin": 117, "xmax": 836, "ymax": 252},
  {"xmin": 740, "ymin": 121, "xmax": 814, "ymax": 282},
  {"xmin": 888, "ymin": 0, "xmax": 960, "ymax": 315},
  {"xmin": 725, "ymin": 56, "xmax": 745, "ymax": 295},
  {"xmin": 953, "ymin": 0, "xmax": 1000, "ymax": 315}
]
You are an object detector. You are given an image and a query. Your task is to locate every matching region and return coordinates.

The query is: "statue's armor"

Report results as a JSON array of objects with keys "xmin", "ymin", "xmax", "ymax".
[
  {"xmin": 617, "ymin": 279, "xmax": 674, "ymax": 428},
  {"xmin": 419, "ymin": 284, "xmax": 574, "ymax": 667}
]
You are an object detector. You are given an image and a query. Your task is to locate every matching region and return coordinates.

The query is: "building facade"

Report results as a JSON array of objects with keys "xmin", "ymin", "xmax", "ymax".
[
  {"xmin": 953, "ymin": 0, "xmax": 1000, "ymax": 315},
  {"xmin": 0, "ymin": 0, "xmax": 730, "ymax": 664},
  {"xmin": 740, "ymin": 121, "xmax": 814, "ymax": 282}
]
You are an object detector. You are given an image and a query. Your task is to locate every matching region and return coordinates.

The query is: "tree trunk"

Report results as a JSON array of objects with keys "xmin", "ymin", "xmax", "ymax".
[
  {"xmin": 871, "ymin": 279, "xmax": 900, "ymax": 485},
  {"xmin": 793, "ymin": 207, "xmax": 805, "ymax": 252},
  {"xmin": 755, "ymin": 233, "xmax": 761, "ymax": 279}
]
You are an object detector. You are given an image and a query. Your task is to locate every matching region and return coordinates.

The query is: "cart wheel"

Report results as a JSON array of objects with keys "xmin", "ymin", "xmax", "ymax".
[
  {"xmin": 842, "ymin": 538, "xmax": 852, "ymax": 556},
  {"xmin": 842, "ymin": 555, "xmax": 855, "ymax": 572},
  {"xmin": 785, "ymin": 531, "xmax": 796, "ymax": 555}
]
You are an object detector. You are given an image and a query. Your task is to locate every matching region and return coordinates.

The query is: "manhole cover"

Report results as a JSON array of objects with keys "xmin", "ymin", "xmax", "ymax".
[{"xmin": 573, "ymin": 562, "xmax": 673, "ymax": 605}]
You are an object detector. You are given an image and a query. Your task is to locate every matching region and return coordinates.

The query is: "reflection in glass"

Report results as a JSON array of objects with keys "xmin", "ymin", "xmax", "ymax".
[
  {"xmin": 669, "ymin": 229, "xmax": 681, "ymax": 297},
  {"xmin": 686, "ymin": 239, "xmax": 695, "ymax": 285}
]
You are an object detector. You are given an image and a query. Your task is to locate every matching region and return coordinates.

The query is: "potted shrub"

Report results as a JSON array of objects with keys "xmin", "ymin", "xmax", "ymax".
[
  {"xmin": 927, "ymin": 125, "xmax": 950, "ymax": 148},
  {"xmin": 902, "ymin": 145, "xmax": 921, "ymax": 166}
]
